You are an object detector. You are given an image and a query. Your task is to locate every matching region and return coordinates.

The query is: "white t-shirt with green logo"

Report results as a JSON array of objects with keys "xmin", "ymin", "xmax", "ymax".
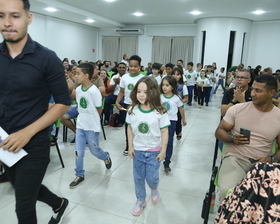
[
  {"xmin": 149, "ymin": 74, "xmax": 162, "ymax": 86},
  {"xmin": 184, "ymin": 70, "xmax": 197, "ymax": 86},
  {"xmin": 196, "ymin": 77, "xmax": 210, "ymax": 86},
  {"xmin": 126, "ymin": 105, "xmax": 170, "ymax": 151},
  {"xmin": 76, "ymin": 84, "xmax": 102, "ymax": 132},
  {"xmin": 119, "ymin": 73, "xmax": 145, "ymax": 105},
  {"xmin": 160, "ymin": 94, "xmax": 183, "ymax": 121}
]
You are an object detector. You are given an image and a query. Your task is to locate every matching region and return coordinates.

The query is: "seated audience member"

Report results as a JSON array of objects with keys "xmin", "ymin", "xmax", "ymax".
[
  {"xmin": 61, "ymin": 63, "xmax": 105, "ymax": 144},
  {"xmin": 272, "ymin": 74, "xmax": 280, "ymax": 108},
  {"xmin": 121, "ymin": 54, "xmax": 129, "ymax": 67},
  {"xmin": 140, "ymin": 65, "xmax": 145, "ymax": 72},
  {"xmin": 215, "ymin": 163, "xmax": 280, "ymax": 224},
  {"xmin": 103, "ymin": 63, "xmax": 126, "ymax": 126},
  {"xmin": 71, "ymin": 60, "xmax": 77, "ymax": 66},
  {"xmin": 65, "ymin": 68, "xmax": 74, "ymax": 94},
  {"xmin": 228, "ymin": 63, "xmax": 244, "ymax": 72},
  {"xmin": 104, "ymin": 61, "xmax": 113, "ymax": 72},
  {"xmin": 100, "ymin": 69, "xmax": 111, "ymax": 96},
  {"xmin": 111, "ymin": 61, "xmax": 118, "ymax": 74},
  {"xmin": 215, "ymin": 74, "xmax": 280, "ymax": 203},
  {"xmin": 276, "ymin": 69, "xmax": 280, "ymax": 74},
  {"xmin": 98, "ymin": 63, "xmax": 106, "ymax": 71},
  {"xmin": 145, "ymin": 62, "xmax": 152, "ymax": 72},
  {"xmin": 221, "ymin": 69, "xmax": 252, "ymax": 117}
]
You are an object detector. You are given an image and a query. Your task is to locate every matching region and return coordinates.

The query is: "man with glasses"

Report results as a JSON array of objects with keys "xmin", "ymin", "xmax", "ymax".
[
  {"xmin": 103, "ymin": 62, "xmax": 126, "ymax": 126},
  {"xmin": 221, "ymin": 69, "xmax": 252, "ymax": 116}
]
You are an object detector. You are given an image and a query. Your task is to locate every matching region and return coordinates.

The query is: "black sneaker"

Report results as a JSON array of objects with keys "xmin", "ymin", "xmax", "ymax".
[
  {"xmin": 70, "ymin": 138, "xmax": 75, "ymax": 145},
  {"xmin": 104, "ymin": 152, "xmax": 112, "ymax": 169},
  {"xmin": 104, "ymin": 120, "xmax": 109, "ymax": 127},
  {"xmin": 48, "ymin": 198, "xmax": 69, "ymax": 224},
  {"xmin": 123, "ymin": 149, "xmax": 128, "ymax": 156},
  {"xmin": 164, "ymin": 163, "xmax": 171, "ymax": 172},
  {"xmin": 69, "ymin": 176, "xmax": 84, "ymax": 189},
  {"xmin": 206, "ymin": 103, "xmax": 209, "ymax": 106}
]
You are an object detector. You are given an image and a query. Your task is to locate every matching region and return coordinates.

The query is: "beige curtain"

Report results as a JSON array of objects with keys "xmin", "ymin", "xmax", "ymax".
[
  {"xmin": 102, "ymin": 36, "xmax": 119, "ymax": 63},
  {"xmin": 118, "ymin": 36, "xmax": 138, "ymax": 62},
  {"xmin": 152, "ymin": 37, "xmax": 172, "ymax": 65},
  {"xmin": 171, "ymin": 37, "xmax": 194, "ymax": 65}
]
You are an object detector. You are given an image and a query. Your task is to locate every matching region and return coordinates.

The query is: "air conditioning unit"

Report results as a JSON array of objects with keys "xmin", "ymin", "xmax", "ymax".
[{"xmin": 115, "ymin": 29, "xmax": 143, "ymax": 35}]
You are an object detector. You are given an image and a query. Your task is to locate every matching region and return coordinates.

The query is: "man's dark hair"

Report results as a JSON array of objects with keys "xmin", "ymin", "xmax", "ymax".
[
  {"xmin": 165, "ymin": 63, "xmax": 174, "ymax": 69},
  {"xmin": 254, "ymin": 74, "xmax": 277, "ymax": 91},
  {"xmin": 118, "ymin": 62, "xmax": 126, "ymax": 67},
  {"xmin": 177, "ymin": 59, "xmax": 183, "ymax": 64},
  {"xmin": 187, "ymin": 62, "xmax": 194, "ymax": 67},
  {"xmin": 129, "ymin": 55, "xmax": 141, "ymax": 66},
  {"xmin": 78, "ymin": 63, "xmax": 93, "ymax": 80},
  {"xmin": 237, "ymin": 68, "xmax": 251, "ymax": 78},
  {"xmin": 21, "ymin": 0, "xmax": 30, "ymax": 12}
]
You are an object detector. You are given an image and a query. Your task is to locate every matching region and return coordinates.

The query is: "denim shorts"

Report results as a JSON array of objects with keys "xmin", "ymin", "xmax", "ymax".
[{"xmin": 66, "ymin": 105, "xmax": 78, "ymax": 119}]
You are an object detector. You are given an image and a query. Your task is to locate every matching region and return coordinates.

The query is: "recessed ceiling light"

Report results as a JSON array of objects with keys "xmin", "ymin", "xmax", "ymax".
[
  {"xmin": 105, "ymin": 0, "xmax": 115, "ymax": 2},
  {"xmin": 45, "ymin": 7, "xmax": 57, "ymax": 12},
  {"xmin": 85, "ymin": 19, "xmax": 95, "ymax": 23},
  {"xmin": 253, "ymin": 10, "xmax": 265, "ymax": 15},
  {"xmin": 133, "ymin": 12, "xmax": 144, "ymax": 17},
  {"xmin": 190, "ymin": 11, "xmax": 201, "ymax": 15}
]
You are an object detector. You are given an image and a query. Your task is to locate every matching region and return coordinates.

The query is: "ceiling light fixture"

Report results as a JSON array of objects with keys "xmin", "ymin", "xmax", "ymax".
[
  {"xmin": 133, "ymin": 12, "xmax": 144, "ymax": 17},
  {"xmin": 45, "ymin": 7, "xmax": 57, "ymax": 12},
  {"xmin": 253, "ymin": 10, "xmax": 265, "ymax": 15},
  {"xmin": 85, "ymin": 19, "xmax": 95, "ymax": 23},
  {"xmin": 105, "ymin": 0, "xmax": 116, "ymax": 2},
  {"xmin": 190, "ymin": 11, "xmax": 201, "ymax": 15}
]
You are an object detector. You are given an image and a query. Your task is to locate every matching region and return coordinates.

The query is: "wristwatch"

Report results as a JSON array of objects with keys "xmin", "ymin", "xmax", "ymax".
[
  {"xmin": 230, "ymin": 135, "xmax": 235, "ymax": 144},
  {"xmin": 270, "ymin": 155, "xmax": 278, "ymax": 163},
  {"xmin": 230, "ymin": 100, "xmax": 237, "ymax": 105}
]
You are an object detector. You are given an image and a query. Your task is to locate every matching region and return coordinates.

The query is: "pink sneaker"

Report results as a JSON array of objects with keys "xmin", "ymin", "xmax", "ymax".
[
  {"xmin": 132, "ymin": 200, "xmax": 146, "ymax": 216},
  {"xmin": 151, "ymin": 188, "xmax": 160, "ymax": 204}
]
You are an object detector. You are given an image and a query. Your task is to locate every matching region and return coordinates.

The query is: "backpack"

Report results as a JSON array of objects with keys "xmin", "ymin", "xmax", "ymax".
[{"xmin": 109, "ymin": 113, "xmax": 120, "ymax": 127}]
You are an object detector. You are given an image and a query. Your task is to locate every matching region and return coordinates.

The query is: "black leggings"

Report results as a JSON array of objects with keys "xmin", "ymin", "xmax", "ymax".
[
  {"xmin": 4, "ymin": 139, "xmax": 62, "ymax": 224},
  {"xmin": 176, "ymin": 111, "xmax": 182, "ymax": 135},
  {"xmin": 198, "ymin": 86, "xmax": 205, "ymax": 105}
]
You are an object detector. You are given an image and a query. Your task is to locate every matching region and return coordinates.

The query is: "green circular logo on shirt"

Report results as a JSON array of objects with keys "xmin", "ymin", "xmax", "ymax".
[
  {"xmin": 188, "ymin": 75, "xmax": 191, "ymax": 79},
  {"xmin": 138, "ymin": 123, "xmax": 149, "ymax": 134},
  {"xmin": 80, "ymin": 97, "xmax": 87, "ymax": 109},
  {"xmin": 128, "ymin": 84, "xmax": 134, "ymax": 90},
  {"xmin": 162, "ymin": 102, "xmax": 170, "ymax": 111}
]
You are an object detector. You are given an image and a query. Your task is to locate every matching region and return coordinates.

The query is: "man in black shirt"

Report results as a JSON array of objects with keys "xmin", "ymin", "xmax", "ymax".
[
  {"xmin": 0, "ymin": 0, "xmax": 71, "ymax": 223},
  {"xmin": 221, "ymin": 69, "xmax": 252, "ymax": 117}
]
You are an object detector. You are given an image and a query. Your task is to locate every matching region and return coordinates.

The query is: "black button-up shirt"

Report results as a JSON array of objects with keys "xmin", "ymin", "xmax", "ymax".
[{"xmin": 0, "ymin": 35, "xmax": 71, "ymax": 149}]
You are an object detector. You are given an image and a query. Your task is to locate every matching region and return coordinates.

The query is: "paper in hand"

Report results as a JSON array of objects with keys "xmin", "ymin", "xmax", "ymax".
[{"xmin": 0, "ymin": 127, "xmax": 28, "ymax": 167}]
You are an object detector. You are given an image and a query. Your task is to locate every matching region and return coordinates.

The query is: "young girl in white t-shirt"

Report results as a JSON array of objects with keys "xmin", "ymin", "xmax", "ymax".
[
  {"xmin": 160, "ymin": 76, "xmax": 187, "ymax": 172},
  {"xmin": 196, "ymin": 70, "xmax": 210, "ymax": 108},
  {"xmin": 126, "ymin": 76, "xmax": 170, "ymax": 216}
]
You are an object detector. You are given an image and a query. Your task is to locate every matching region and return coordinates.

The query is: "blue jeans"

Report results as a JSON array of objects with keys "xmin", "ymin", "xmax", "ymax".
[
  {"xmin": 75, "ymin": 129, "xmax": 108, "ymax": 177},
  {"xmin": 214, "ymin": 79, "xmax": 225, "ymax": 92},
  {"xmin": 187, "ymin": 85, "xmax": 194, "ymax": 104},
  {"xmin": 209, "ymin": 83, "xmax": 215, "ymax": 101},
  {"xmin": 164, "ymin": 121, "xmax": 176, "ymax": 165},
  {"xmin": 133, "ymin": 150, "xmax": 161, "ymax": 201}
]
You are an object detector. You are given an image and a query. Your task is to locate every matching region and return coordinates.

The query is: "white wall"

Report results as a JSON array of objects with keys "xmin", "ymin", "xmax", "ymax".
[
  {"xmin": 196, "ymin": 18, "xmax": 252, "ymax": 70},
  {"xmin": 247, "ymin": 21, "xmax": 280, "ymax": 71},
  {"xmin": 0, "ymin": 13, "xmax": 99, "ymax": 62},
  {"xmin": 99, "ymin": 24, "xmax": 197, "ymax": 67}
]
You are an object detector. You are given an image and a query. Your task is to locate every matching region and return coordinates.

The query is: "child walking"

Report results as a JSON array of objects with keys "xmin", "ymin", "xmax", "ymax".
[
  {"xmin": 69, "ymin": 63, "xmax": 112, "ymax": 188},
  {"xmin": 172, "ymin": 68, "xmax": 188, "ymax": 140},
  {"xmin": 196, "ymin": 70, "xmax": 210, "ymax": 108},
  {"xmin": 160, "ymin": 76, "xmax": 187, "ymax": 172},
  {"xmin": 126, "ymin": 76, "xmax": 170, "ymax": 216}
]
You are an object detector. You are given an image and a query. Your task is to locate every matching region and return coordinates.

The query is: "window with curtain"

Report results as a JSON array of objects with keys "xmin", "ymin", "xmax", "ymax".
[
  {"xmin": 102, "ymin": 36, "xmax": 138, "ymax": 63},
  {"xmin": 152, "ymin": 36, "xmax": 194, "ymax": 65}
]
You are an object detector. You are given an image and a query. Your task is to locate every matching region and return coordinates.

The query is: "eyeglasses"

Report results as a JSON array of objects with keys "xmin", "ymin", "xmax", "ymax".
[{"xmin": 236, "ymin": 76, "xmax": 249, "ymax": 80}]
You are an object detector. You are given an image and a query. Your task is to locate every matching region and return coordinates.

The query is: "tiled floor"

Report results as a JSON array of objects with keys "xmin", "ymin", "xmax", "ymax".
[{"xmin": 0, "ymin": 89, "xmax": 225, "ymax": 224}]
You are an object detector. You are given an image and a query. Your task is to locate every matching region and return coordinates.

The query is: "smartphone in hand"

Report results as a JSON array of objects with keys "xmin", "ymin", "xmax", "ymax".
[{"xmin": 240, "ymin": 127, "xmax": 251, "ymax": 143}]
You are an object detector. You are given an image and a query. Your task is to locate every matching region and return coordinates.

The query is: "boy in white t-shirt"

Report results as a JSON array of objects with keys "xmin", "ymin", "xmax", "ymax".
[
  {"xmin": 194, "ymin": 63, "xmax": 202, "ymax": 102},
  {"xmin": 185, "ymin": 62, "xmax": 197, "ymax": 106},
  {"xmin": 149, "ymin": 63, "xmax": 162, "ymax": 86},
  {"xmin": 115, "ymin": 55, "xmax": 145, "ymax": 155},
  {"xmin": 69, "ymin": 63, "xmax": 112, "ymax": 189},
  {"xmin": 214, "ymin": 67, "xmax": 226, "ymax": 93}
]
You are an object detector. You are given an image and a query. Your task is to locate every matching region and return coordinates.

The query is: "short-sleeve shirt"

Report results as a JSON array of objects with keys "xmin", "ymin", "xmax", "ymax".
[
  {"xmin": 223, "ymin": 102, "xmax": 280, "ymax": 159},
  {"xmin": 119, "ymin": 73, "xmax": 145, "ymax": 105},
  {"xmin": 149, "ymin": 74, "xmax": 162, "ymax": 86},
  {"xmin": 222, "ymin": 87, "xmax": 252, "ymax": 105},
  {"xmin": 0, "ymin": 35, "xmax": 71, "ymax": 149},
  {"xmin": 91, "ymin": 75, "xmax": 104, "ymax": 88},
  {"xmin": 185, "ymin": 70, "xmax": 197, "ymax": 86},
  {"xmin": 196, "ymin": 77, "xmax": 210, "ymax": 86},
  {"xmin": 207, "ymin": 72, "xmax": 215, "ymax": 85},
  {"xmin": 76, "ymin": 84, "xmax": 102, "ymax": 132},
  {"xmin": 161, "ymin": 94, "xmax": 183, "ymax": 121},
  {"xmin": 110, "ymin": 73, "xmax": 121, "ymax": 95},
  {"xmin": 126, "ymin": 105, "xmax": 170, "ymax": 151}
]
